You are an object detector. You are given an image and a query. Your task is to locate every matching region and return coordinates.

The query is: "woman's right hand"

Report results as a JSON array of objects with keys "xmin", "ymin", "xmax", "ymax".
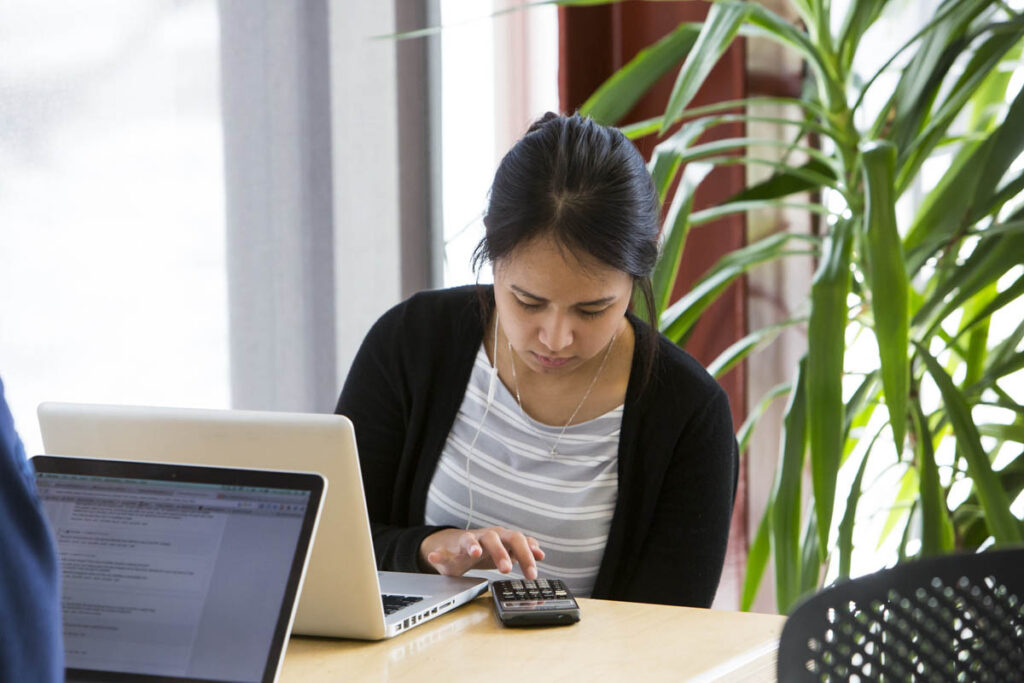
[{"xmin": 418, "ymin": 526, "xmax": 545, "ymax": 580}]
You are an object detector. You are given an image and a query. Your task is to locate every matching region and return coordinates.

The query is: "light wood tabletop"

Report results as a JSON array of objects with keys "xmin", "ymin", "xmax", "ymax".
[{"xmin": 280, "ymin": 595, "xmax": 785, "ymax": 682}]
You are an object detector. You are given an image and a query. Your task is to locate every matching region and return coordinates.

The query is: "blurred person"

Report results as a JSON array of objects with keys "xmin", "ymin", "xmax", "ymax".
[{"xmin": 0, "ymin": 376, "xmax": 63, "ymax": 681}]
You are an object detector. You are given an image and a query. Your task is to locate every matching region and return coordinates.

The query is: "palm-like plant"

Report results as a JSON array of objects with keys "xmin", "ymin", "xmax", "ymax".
[{"xmin": 576, "ymin": 0, "xmax": 1024, "ymax": 612}]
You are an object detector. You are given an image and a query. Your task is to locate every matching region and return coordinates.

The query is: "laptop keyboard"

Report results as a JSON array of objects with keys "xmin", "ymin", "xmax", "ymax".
[{"xmin": 382, "ymin": 594, "xmax": 425, "ymax": 616}]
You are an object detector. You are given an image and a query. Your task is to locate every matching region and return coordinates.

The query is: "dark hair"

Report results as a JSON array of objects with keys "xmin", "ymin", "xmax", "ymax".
[{"xmin": 474, "ymin": 112, "xmax": 661, "ymax": 385}]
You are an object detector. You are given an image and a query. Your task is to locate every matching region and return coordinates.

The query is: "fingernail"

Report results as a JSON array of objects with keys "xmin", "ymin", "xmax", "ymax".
[{"xmin": 500, "ymin": 560, "xmax": 512, "ymax": 572}]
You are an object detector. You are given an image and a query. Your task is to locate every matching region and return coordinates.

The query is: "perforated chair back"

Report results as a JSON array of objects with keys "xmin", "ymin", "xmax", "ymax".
[{"xmin": 777, "ymin": 547, "xmax": 1024, "ymax": 682}]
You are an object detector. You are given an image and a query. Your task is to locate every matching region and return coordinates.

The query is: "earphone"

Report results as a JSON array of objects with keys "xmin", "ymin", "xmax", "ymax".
[{"xmin": 463, "ymin": 311, "xmax": 500, "ymax": 529}]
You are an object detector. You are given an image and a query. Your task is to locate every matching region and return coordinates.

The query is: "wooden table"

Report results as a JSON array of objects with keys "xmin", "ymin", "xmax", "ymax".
[{"xmin": 280, "ymin": 596, "xmax": 786, "ymax": 682}]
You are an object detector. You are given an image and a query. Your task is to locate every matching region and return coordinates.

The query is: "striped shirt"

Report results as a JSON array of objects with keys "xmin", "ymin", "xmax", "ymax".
[{"xmin": 424, "ymin": 344, "xmax": 622, "ymax": 597}]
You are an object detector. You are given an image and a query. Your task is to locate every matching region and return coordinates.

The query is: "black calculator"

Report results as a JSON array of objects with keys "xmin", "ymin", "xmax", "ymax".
[{"xmin": 490, "ymin": 579, "xmax": 581, "ymax": 627}]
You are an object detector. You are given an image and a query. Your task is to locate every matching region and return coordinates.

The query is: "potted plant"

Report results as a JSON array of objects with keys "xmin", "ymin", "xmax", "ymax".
[{"xmin": 576, "ymin": 0, "xmax": 1024, "ymax": 612}]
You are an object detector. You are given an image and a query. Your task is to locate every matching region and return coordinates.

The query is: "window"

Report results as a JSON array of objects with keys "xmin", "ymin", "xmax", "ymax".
[
  {"xmin": 0, "ymin": 1, "xmax": 228, "ymax": 455},
  {"xmin": 439, "ymin": 0, "xmax": 558, "ymax": 286}
]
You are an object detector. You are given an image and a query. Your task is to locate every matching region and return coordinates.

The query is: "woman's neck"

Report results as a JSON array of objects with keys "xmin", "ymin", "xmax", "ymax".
[{"xmin": 485, "ymin": 314, "xmax": 634, "ymax": 427}]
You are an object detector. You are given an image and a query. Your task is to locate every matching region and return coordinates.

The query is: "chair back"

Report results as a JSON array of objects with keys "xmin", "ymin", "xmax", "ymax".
[{"xmin": 777, "ymin": 547, "xmax": 1024, "ymax": 682}]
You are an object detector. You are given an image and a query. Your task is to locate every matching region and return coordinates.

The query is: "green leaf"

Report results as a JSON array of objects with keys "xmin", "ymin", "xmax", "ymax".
[
  {"xmin": 897, "ymin": 499, "xmax": 918, "ymax": 562},
  {"xmin": 648, "ymin": 118, "xmax": 718, "ymax": 201},
  {"xmin": 639, "ymin": 111, "xmax": 837, "ymax": 147},
  {"xmin": 953, "ymin": 453, "xmax": 1024, "ymax": 549},
  {"xmin": 621, "ymin": 95, "xmax": 831, "ymax": 141},
  {"xmin": 784, "ymin": 0, "xmax": 814, "ymax": 29},
  {"xmin": 904, "ymin": 81, "xmax": 1024, "ymax": 265},
  {"xmin": 660, "ymin": 233, "xmax": 817, "ymax": 344},
  {"xmin": 878, "ymin": 466, "xmax": 919, "ymax": 552},
  {"xmin": 864, "ymin": 0, "xmax": 990, "ymax": 139},
  {"xmin": 773, "ymin": 357, "xmax": 808, "ymax": 614},
  {"xmin": 688, "ymin": 199, "xmax": 833, "ymax": 226},
  {"xmin": 581, "ymin": 22, "xmax": 701, "ymax": 126},
  {"xmin": 887, "ymin": 11, "xmax": 971, "ymax": 155},
  {"xmin": 898, "ymin": 18, "xmax": 1024, "ymax": 192},
  {"xmin": 842, "ymin": 373, "xmax": 880, "ymax": 465},
  {"xmin": 682, "ymin": 154, "xmax": 840, "ymax": 193},
  {"xmin": 915, "ymin": 230, "xmax": 1000, "ymax": 327},
  {"xmin": 985, "ymin": 315, "xmax": 1024, "ymax": 381},
  {"xmin": 978, "ymin": 396, "xmax": 1024, "ymax": 420},
  {"xmin": 707, "ymin": 317, "xmax": 807, "ymax": 379},
  {"xmin": 968, "ymin": 31, "xmax": 1023, "ymax": 132},
  {"xmin": 741, "ymin": 505, "xmax": 771, "ymax": 612},
  {"xmin": 903, "ymin": 137, "xmax": 985, "ymax": 274},
  {"xmin": 661, "ymin": 2, "xmax": 751, "ymax": 132},
  {"xmin": 725, "ymin": 158, "xmax": 838, "ymax": 204},
  {"xmin": 806, "ymin": 219, "xmax": 854, "ymax": 556},
  {"xmin": 985, "ymin": 351, "xmax": 1024, "ymax": 385},
  {"xmin": 915, "ymin": 341, "xmax": 1023, "ymax": 545},
  {"xmin": 971, "ymin": 218, "xmax": 1024, "ymax": 239},
  {"xmin": 836, "ymin": 0, "xmax": 892, "ymax": 73},
  {"xmin": 961, "ymin": 283, "xmax": 996, "ymax": 389},
  {"xmin": 672, "ymin": 136, "xmax": 838, "ymax": 170},
  {"xmin": 975, "ymin": 172, "xmax": 1024, "ymax": 225},
  {"xmin": 737, "ymin": 382, "xmax": 792, "ymax": 457},
  {"xmin": 911, "ymin": 400, "xmax": 955, "ymax": 557},
  {"xmin": 651, "ymin": 162, "xmax": 714, "ymax": 319},
  {"xmin": 742, "ymin": 4, "xmax": 834, "ymax": 103},
  {"xmin": 837, "ymin": 447, "xmax": 872, "ymax": 580},
  {"xmin": 860, "ymin": 142, "xmax": 910, "ymax": 451},
  {"xmin": 799, "ymin": 505, "xmax": 821, "ymax": 600},
  {"xmin": 917, "ymin": 231, "xmax": 1024, "ymax": 335},
  {"xmin": 978, "ymin": 423, "xmax": 1024, "ymax": 443},
  {"xmin": 952, "ymin": 272, "xmax": 1024, "ymax": 344}
]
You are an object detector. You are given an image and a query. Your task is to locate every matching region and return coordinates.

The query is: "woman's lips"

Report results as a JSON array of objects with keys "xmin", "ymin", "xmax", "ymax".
[{"xmin": 532, "ymin": 352, "xmax": 572, "ymax": 368}]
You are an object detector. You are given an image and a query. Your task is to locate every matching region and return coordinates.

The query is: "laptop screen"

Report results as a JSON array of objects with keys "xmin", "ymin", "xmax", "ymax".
[{"xmin": 33, "ymin": 456, "xmax": 323, "ymax": 683}]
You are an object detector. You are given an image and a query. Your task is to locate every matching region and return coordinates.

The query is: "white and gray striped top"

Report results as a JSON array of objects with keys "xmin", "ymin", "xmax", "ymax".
[{"xmin": 424, "ymin": 344, "xmax": 622, "ymax": 597}]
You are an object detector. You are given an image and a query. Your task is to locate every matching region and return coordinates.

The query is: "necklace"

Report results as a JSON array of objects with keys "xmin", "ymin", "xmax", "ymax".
[{"xmin": 507, "ymin": 332, "xmax": 617, "ymax": 458}]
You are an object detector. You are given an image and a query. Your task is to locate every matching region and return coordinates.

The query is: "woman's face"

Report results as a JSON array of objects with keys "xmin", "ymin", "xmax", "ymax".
[{"xmin": 493, "ymin": 234, "xmax": 633, "ymax": 376}]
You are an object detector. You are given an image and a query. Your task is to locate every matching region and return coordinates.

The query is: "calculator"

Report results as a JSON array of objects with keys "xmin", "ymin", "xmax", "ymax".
[{"xmin": 490, "ymin": 579, "xmax": 581, "ymax": 627}]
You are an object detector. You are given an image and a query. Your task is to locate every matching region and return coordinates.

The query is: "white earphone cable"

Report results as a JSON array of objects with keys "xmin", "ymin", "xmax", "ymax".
[{"xmin": 464, "ymin": 311, "xmax": 500, "ymax": 530}]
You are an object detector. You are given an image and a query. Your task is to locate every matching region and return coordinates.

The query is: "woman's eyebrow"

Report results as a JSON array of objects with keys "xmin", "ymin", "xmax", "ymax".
[
  {"xmin": 510, "ymin": 284, "xmax": 615, "ymax": 307},
  {"xmin": 576, "ymin": 296, "xmax": 616, "ymax": 307},
  {"xmin": 510, "ymin": 284, "xmax": 546, "ymax": 301}
]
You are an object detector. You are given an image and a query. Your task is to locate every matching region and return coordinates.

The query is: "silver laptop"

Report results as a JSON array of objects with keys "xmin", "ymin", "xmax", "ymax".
[
  {"xmin": 38, "ymin": 402, "xmax": 488, "ymax": 640},
  {"xmin": 31, "ymin": 454, "xmax": 325, "ymax": 683}
]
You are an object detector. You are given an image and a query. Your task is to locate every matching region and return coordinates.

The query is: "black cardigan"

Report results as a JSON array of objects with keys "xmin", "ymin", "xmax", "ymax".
[{"xmin": 336, "ymin": 286, "xmax": 737, "ymax": 607}]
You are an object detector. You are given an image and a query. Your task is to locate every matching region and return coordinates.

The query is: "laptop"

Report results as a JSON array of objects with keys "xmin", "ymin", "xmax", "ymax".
[
  {"xmin": 37, "ymin": 402, "xmax": 489, "ymax": 640},
  {"xmin": 30, "ymin": 455, "xmax": 325, "ymax": 683}
]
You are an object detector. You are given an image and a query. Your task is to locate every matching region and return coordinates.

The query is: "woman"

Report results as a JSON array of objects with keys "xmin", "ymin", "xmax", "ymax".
[{"xmin": 336, "ymin": 113, "xmax": 737, "ymax": 607}]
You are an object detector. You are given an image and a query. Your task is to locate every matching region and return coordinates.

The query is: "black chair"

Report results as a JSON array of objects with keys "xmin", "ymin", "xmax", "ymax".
[{"xmin": 777, "ymin": 547, "xmax": 1024, "ymax": 682}]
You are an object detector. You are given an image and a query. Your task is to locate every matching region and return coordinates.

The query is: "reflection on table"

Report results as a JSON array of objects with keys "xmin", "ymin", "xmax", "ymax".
[{"xmin": 281, "ymin": 595, "xmax": 785, "ymax": 682}]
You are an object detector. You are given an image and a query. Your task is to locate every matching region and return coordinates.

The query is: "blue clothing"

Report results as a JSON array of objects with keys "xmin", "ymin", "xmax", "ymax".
[{"xmin": 0, "ymin": 377, "xmax": 63, "ymax": 682}]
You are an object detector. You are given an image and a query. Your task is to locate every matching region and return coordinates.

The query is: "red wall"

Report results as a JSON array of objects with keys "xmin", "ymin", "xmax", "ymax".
[{"xmin": 559, "ymin": 1, "xmax": 749, "ymax": 600}]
